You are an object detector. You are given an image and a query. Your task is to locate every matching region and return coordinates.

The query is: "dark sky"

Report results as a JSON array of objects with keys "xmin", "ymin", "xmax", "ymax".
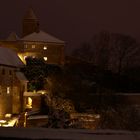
[{"xmin": 0, "ymin": 0, "xmax": 140, "ymax": 53}]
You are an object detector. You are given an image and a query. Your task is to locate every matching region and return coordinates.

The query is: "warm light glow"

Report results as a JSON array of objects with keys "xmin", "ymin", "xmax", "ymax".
[
  {"xmin": 2, "ymin": 118, "xmax": 18, "ymax": 127},
  {"xmin": 44, "ymin": 57, "xmax": 48, "ymax": 61},
  {"xmin": 24, "ymin": 56, "xmax": 27, "ymax": 60},
  {"xmin": 27, "ymin": 97, "xmax": 32, "ymax": 108},
  {"xmin": 5, "ymin": 114, "xmax": 12, "ymax": 118},
  {"xmin": 18, "ymin": 54, "xmax": 24, "ymax": 63},
  {"xmin": 7, "ymin": 87, "xmax": 10, "ymax": 94},
  {"xmin": 25, "ymin": 112, "xmax": 27, "ymax": 116},
  {"xmin": 0, "ymin": 120, "xmax": 6, "ymax": 123},
  {"xmin": 43, "ymin": 46, "xmax": 47, "ymax": 50}
]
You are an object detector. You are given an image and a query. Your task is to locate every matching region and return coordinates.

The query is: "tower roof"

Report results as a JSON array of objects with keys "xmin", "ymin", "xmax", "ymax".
[
  {"xmin": 21, "ymin": 30, "xmax": 65, "ymax": 44},
  {"xmin": 24, "ymin": 7, "xmax": 38, "ymax": 20}
]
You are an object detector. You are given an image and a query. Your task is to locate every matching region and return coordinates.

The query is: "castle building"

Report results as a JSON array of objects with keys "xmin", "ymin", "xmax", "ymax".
[
  {"xmin": 0, "ymin": 47, "xmax": 27, "ymax": 119},
  {"xmin": 0, "ymin": 8, "xmax": 65, "ymax": 65}
]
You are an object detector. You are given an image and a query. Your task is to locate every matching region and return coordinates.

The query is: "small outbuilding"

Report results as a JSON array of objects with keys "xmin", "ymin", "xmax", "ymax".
[{"xmin": 0, "ymin": 47, "xmax": 27, "ymax": 119}]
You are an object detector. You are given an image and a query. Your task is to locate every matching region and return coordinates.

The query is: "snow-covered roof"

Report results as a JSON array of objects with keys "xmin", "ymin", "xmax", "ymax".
[
  {"xmin": 0, "ymin": 47, "xmax": 24, "ymax": 67},
  {"xmin": 6, "ymin": 32, "xmax": 19, "ymax": 41},
  {"xmin": 21, "ymin": 30, "xmax": 65, "ymax": 44}
]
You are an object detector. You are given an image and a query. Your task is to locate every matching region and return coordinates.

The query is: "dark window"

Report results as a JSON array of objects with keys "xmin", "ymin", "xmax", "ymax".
[
  {"xmin": 2, "ymin": 69, "xmax": 5, "ymax": 75},
  {"xmin": 9, "ymin": 70, "xmax": 12, "ymax": 75}
]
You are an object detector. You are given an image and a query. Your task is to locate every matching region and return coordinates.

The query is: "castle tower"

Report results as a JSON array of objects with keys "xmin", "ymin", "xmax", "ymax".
[{"xmin": 22, "ymin": 8, "xmax": 40, "ymax": 37}]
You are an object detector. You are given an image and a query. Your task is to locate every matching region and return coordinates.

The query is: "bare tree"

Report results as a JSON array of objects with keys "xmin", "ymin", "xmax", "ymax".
[
  {"xmin": 73, "ymin": 31, "xmax": 140, "ymax": 73},
  {"xmin": 91, "ymin": 31, "xmax": 111, "ymax": 70},
  {"xmin": 110, "ymin": 33, "xmax": 139, "ymax": 74}
]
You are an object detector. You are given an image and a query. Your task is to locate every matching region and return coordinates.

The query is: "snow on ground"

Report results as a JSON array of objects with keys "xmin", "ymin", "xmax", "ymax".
[{"xmin": 0, "ymin": 128, "xmax": 139, "ymax": 140}]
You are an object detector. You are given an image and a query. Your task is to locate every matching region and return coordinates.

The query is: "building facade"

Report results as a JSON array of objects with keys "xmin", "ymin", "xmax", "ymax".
[
  {"xmin": 0, "ymin": 47, "xmax": 27, "ymax": 119},
  {"xmin": 0, "ymin": 8, "xmax": 65, "ymax": 65}
]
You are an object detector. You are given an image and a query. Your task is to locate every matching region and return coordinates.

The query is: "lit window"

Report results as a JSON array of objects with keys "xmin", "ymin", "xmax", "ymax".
[
  {"xmin": 24, "ymin": 56, "xmax": 27, "ymax": 60},
  {"xmin": 32, "ymin": 45, "xmax": 36, "ymax": 49},
  {"xmin": 7, "ymin": 87, "xmax": 10, "ymax": 94},
  {"xmin": 44, "ymin": 57, "xmax": 48, "ymax": 61},
  {"xmin": 43, "ymin": 46, "xmax": 47, "ymax": 50},
  {"xmin": 27, "ymin": 97, "xmax": 32, "ymax": 109}
]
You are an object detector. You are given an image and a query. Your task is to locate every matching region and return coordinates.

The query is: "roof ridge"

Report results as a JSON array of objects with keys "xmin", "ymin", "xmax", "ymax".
[{"xmin": 21, "ymin": 30, "xmax": 65, "ymax": 43}]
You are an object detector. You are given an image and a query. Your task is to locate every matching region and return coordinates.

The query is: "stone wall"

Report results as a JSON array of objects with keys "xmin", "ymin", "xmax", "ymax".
[
  {"xmin": 0, "ymin": 41, "xmax": 65, "ymax": 65},
  {"xmin": 0, "ymin": 95, "xmax": 12, "ymax": 118},
  {"xmin": 0, "ymin": 65, "xmax": 24, "ymax": 118}
]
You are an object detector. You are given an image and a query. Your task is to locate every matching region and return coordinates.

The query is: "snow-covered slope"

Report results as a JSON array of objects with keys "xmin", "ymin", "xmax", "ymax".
[{"xmin": 0, "ymin": 128, "xmax": 139, "ymax": 140}]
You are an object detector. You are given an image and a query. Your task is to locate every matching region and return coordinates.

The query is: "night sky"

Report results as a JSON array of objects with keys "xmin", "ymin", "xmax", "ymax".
[{"xmin": 0, "ymin": 0, "xmax": 140, "ymax": 53}]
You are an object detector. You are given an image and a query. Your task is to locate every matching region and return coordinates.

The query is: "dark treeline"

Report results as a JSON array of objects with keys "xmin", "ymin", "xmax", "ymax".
[{"xmin": 72, "ymin": 31, "xmax": 140, "ymax": 93}]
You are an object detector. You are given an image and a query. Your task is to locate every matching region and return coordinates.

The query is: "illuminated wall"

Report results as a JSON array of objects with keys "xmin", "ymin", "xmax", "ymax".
[
  {"xmin": 0, "ymin": 40, "xmax": 65, "ymax": 65},
  {"xmin": 0, "ymin": 66, "xmax": 25, "ymax": 119}
]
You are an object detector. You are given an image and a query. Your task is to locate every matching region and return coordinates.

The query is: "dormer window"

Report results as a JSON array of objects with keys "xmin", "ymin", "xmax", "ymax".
[{"xmin": 43, "ymin": 46, "xmax": 47, "ymax": 50}]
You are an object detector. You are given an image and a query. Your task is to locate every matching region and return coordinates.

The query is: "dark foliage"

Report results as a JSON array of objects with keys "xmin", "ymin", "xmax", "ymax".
[
  {"xmin": 22, "ymin": 57, "xmax": 62, "ymax": 91},
  {"xmin": 46, "ymin": 108, "xmax": 70, "ymax": 128},
  {"xmin": 98, "ymin": 105, "xmax": 140, "ymax": 131},
  {"xmin": 40, "ymin": 95, "xmax": 50, "ymax": 114}
]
